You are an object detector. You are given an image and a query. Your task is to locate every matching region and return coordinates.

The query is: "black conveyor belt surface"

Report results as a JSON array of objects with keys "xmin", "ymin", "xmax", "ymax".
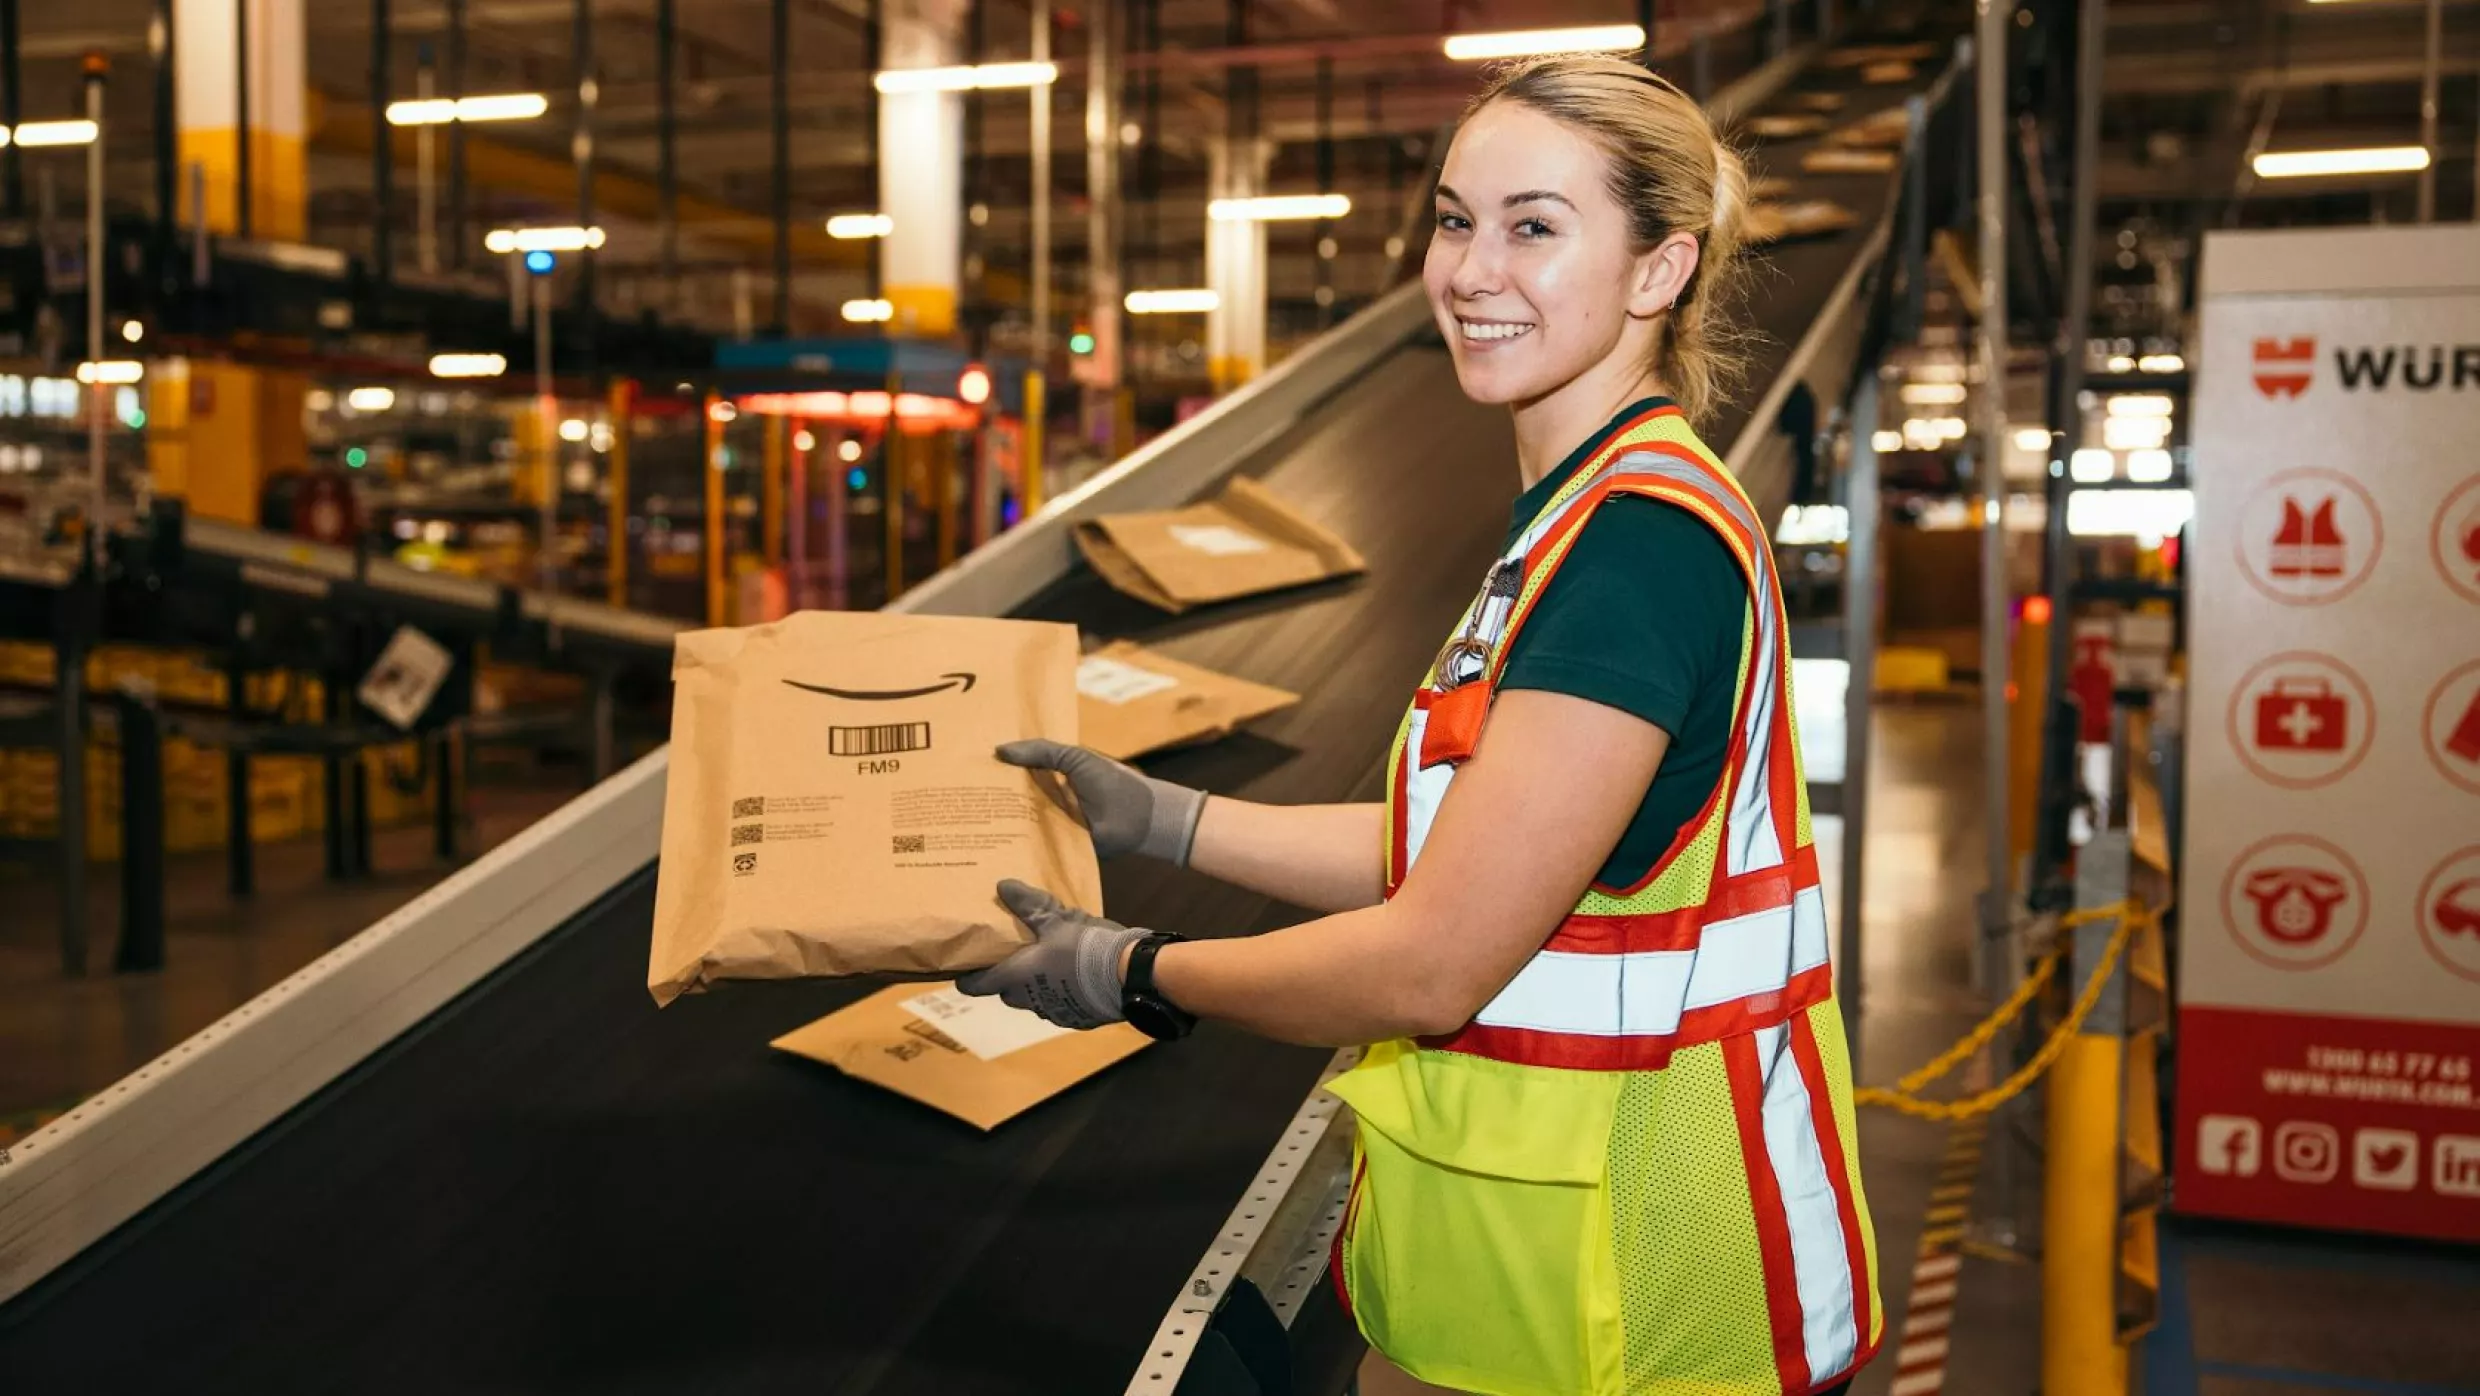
[{"xmin": 1, "ymin": 53, "xmax": 1920, "ymax": 1394}]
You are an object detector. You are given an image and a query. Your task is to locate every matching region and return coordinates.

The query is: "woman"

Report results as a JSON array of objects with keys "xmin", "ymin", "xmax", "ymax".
[{"xmin": 958, "ymin": 54, "xmax": 1880, "ymax": 1396}]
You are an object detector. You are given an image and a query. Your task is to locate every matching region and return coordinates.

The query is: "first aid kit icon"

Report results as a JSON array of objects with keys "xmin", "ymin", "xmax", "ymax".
[{"xmin": 2230, "ymin": 654, "xmax": 2374, "ymax": 788}]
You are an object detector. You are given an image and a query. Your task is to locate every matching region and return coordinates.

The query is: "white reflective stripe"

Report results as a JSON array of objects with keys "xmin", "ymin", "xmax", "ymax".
[
  {"xmin": 1470, "ymin": 887, "xmax": 1825, "ymax": 1036},
  {"xmin": 1727, "ymin": 586, "xmax": 1786, "ymax": 876},
  {"xmin": 1681, "ymin": 886, "xmax": 1830, "ymax": 1012},
  {"xmin": 1759, "ymin": 1022, "xmax": 1862, "ymax": 1381},
  {"xmin": 1402, "ymin": 707, "xmax": 1453, "ymax": 870},
  {"xmin": 1477, "ymin": 947, "xmax": 1690, "ymax": 1035}
]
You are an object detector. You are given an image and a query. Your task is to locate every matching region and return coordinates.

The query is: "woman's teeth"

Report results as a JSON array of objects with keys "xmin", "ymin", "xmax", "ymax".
[{"xmin": 1460, "ymin": 320, "xmax": 1534, "ymax": 342}]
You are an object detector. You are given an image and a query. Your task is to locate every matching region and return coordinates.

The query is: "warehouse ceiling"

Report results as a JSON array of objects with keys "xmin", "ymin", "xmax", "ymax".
[{"xmin": 7, "ymin": 0, "xmax": 2478, "ymax": 349}]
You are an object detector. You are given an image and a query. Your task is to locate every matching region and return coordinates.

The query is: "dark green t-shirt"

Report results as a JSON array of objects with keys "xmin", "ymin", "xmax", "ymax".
[{"xmin": 1495, "ymin": 397, "xmax": 1749, "ymax": 888}]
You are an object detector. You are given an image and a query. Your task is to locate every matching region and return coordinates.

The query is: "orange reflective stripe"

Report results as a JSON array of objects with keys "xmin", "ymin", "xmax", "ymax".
[
  {"xmin": 1416, "ymin": 962, "xmax": 1835, "ymax": 1071},
  {"xmin": 1549, "ymin": 844, "xmax": 1824, "ymax": 954}
]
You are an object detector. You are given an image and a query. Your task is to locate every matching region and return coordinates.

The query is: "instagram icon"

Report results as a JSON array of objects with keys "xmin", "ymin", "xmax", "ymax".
[{"xmin": 2275, "ymin": 1122, "xmax": 2339, "ymax": 1183}]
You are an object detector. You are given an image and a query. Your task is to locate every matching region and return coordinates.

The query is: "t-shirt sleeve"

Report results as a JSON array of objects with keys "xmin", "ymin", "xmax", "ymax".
[{"xmin": 1494, "ymin": 495, "xmax": 1748, "ymax": 738}]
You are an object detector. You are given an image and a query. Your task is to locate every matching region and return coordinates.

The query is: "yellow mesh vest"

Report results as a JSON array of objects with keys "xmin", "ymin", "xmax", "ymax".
[{"xmin": 1328, "ymin": 407, "xmax": 1882, "ymax": 1396}]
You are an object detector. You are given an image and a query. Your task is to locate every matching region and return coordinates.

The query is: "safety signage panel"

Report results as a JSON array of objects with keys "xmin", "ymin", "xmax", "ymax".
[{"xmin": 2180, "ymin": 226, "xmax": 2480, "ymax": 1243}]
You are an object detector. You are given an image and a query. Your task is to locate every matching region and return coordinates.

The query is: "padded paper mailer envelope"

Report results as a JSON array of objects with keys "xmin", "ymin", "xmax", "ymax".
[
  {"xmin": 649, "ymin": 611, "xmax": 1103, "ymax": 1005},
  {"xmin": 771, "ymin": 984, "xmax": 1149, "ymax": 1130},
  {"xmin": 1072, "ymin": 477, "xmax": 1366, "ymax": 613},
  {"xmin": 1076, "ymin": 640, "xmax": 1299, "ymax": 761}
]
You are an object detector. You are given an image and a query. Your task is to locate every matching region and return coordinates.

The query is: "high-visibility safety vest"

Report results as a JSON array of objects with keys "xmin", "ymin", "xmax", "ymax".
[{"xmin": 1326, "ymin": 403, "xmax": 1882, "ymax": 1396}]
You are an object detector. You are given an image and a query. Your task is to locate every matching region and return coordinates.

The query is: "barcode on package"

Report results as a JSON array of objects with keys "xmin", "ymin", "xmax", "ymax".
[
  {"xmin": 830, "ymin": 722, "xmax": 931, "ymax": 756},
  {"xmin": 732, "ymin": 796, "xmax": 765, "ymax": 818},
  {"xmin": 731, "ymin": 823, "xmax": 765, "ymax": 846}
]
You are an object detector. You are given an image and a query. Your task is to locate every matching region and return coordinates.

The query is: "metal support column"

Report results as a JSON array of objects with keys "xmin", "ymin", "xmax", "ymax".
[
  {"xmin": 446, "ymin": 0, "xmax": 465, "ymax": 268},
  {"xmin": 84, "ymin": 56, "xmax": 106, "ymax": 531},
  {"xmin": 114, "ymin": 692, "xmax": 165, "ymax": 975},
  {"xmin": 225, "ymin": 654, "xmax": 253, "ymax": 896},
  {"xmin": 573, "ymin": 0, "xmax": 596, "ymax": 323},
  {"xmin": 656, "ymin": 0, "xmax": 677, "ymax": 299},
  {"xmin": 590, "ymin": 673, "xmax": 616, "ymax": 781},
  {"xmin": 2418, "ymin": 0, "xmax": 2441, "ymax": 223},
  {"xmin": 771, "ymin": 0, "xmax": 791, "ymax": 333},
  {"xmin": 371, "ymin": 0, "xmax": 391, "ymax": 295},
  {"xmin": 55, "ymin": 571, "xmax": 91, "ymax": 977},
  {"xmin": 1638, "ymin": 0, "xmax": 1654, "ymax": 67},
  {"xmin": 2042, "ymin": 821, "xmax": 2135, "ymax": 1396},
  {"xmin": 432, "ymin": 726, "xmax": 457, "ymax": 860},
  {"xmin": 1, "ymin": 0, "xmax": 20, "ymax": 217},
  {"xmin": 322, "ymin": 661, "xmax": 346, "ymax": 881},
  {"xmin": 1838, "ymin": 376, "xmax": 1884, "ymax": 1075},
  {"xmin": 415, "ymin": 50, "xmax": 437, "ymax": 273},
  {"xmin": 1025, "ymin": 0, "xmax": 1051, "ymax": 511},
  {"xmin": 1970, "ymin": 5, "xmax": 2024, "ymax": 1241},
  {"xmin": 2038, "ymin": 0, "xmax": 2104, "ymax": 898},
  {"xmin": 1084, "ymin": 0, "xmax": 1123, "ymax": 457},
  {"xmin": 882, "ymin": 398, "xmax": 905, "ymax": 603},
  {"xmin": 1313, "ymin": 57, "xmax": 1333, "ymax": 330},
  {"xmin": 151, "ymin": 0, "xmax": 175, "ymax": 283},
  {"xmin": 233, "ymin": 0, "xmax": 250, "ymax": 237}
]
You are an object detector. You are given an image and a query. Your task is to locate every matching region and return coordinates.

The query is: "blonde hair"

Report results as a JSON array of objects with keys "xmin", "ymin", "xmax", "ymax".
[{"xmin": 1464, "ymin": 54, "xmax": 1752, "ymax": 426}]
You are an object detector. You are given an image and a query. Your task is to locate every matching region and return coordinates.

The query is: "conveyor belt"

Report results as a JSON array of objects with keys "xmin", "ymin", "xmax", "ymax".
[{"xmin": 0, "ymin": 45, "xmax": 1936, "ymax": 1394}]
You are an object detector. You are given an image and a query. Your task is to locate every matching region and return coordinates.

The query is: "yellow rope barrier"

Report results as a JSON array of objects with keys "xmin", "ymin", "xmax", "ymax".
[{"xmin": 1854, "ymin": 901, "xmax": 2153, "ymax": 1122}]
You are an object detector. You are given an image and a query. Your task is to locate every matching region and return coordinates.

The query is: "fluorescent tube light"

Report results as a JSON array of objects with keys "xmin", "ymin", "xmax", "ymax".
[{"xmin": 1444, "ymin": 25, "xmax": 1644, "ymax": 61}]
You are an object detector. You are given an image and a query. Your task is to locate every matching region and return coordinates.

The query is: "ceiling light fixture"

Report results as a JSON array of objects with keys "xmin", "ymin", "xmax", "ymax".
[
  {"xmin": 1124, "ymin": 288, "xmax": 1220, "ymax": 314},
  {"xmin": 2251, "ymin": 146, "xmax": 2431, "ymax": 178},
  {"xmin": 1208, "ymin": 194, "xmax": 1351, "ymax": 222},
  {"xmin": 826, "ymin": 213, "xmax": 894, "ymax": 239},
  {"xmin": 428, "ymin": 353, "xmax": 507, "ymax": 379},
  {"xmin": 874, "ymin": 61, "xmax": 1058, "ymax": 94},
  {"xmin": 485, "ymin": 225, "xmax": 606, "ymax": 254},
  {"xmin": 7, "ymin": 120, "xmax": 98, "ymax": 148},
  {"xmin": 1444, "ymin": 24, "xmax": 1644, "ymax": 61}
]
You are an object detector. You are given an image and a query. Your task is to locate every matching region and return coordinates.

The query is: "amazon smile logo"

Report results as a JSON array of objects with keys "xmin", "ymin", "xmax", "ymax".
[{"xmin": 781, "ymin": 673, "xmax": 977, "ymax": 701}]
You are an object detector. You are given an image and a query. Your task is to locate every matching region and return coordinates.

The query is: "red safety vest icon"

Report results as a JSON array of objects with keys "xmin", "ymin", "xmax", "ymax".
[
  {"xmin": 2244, "ymin": 867, "xmax": 2349, "ymax": 944},
  {"xmin": 2270, "ymin": 495, "xmax": 2345, "ymax": 578}
]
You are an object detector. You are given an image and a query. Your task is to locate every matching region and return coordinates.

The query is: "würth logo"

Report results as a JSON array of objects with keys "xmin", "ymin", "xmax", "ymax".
[
  {"xmin": 2332, "ymin": 343, "xmax": 2480, "ymax": 392},
  {"xmin": 2253, "ymin": 338, "xmax": 2315, "ymax": 399}
]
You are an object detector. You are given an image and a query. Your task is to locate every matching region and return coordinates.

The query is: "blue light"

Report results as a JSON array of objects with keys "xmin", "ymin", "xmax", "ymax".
[
  {"xmin": 847, "ymin": 468, "xmax": 868, "ymax": 492},
  {"xmin": 524, "ymin": 249, "xmax": 557, "ymax": 275}
]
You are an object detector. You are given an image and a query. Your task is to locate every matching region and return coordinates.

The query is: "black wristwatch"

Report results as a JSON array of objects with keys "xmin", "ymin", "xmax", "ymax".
[{"xmin": 1122, "ymin": 932, "xmax": 1198, "ymax": 1042}]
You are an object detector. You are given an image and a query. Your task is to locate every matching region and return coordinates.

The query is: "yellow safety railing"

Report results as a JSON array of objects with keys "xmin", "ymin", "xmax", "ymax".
[{"xmin": 1854, "ymin": 899, "xmax": 2155, "ymax": 1122}]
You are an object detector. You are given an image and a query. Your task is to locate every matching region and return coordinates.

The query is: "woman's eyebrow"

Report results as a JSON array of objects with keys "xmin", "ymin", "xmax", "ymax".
[{"xmin": 1503, "ymin": 190, "xmax": 1577, "ymax": 211}]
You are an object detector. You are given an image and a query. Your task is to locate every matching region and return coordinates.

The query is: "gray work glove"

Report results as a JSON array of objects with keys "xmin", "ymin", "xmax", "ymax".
[
  {"xmin": 954, "ymin": 880, "xmax": 1145, "ymax": 1029},
  {"xmin": 996, "ymin": 739, "xmax": 1206, "ymax": 865}
]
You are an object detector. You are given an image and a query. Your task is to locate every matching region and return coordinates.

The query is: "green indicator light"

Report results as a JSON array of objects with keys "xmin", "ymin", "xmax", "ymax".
[
  {"xmin": 345, "ymin": 447, "xmax": 368, "ymax": 469},
  {"xmin": 1069, "ymin": 332, "xmax": 1095, "ymax": 354}
]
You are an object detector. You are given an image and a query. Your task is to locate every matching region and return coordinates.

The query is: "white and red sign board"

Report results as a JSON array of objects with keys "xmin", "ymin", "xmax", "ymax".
[{"xmin": 2182, "ymin": 226, "xmax": 2480, "ymax": 1243}]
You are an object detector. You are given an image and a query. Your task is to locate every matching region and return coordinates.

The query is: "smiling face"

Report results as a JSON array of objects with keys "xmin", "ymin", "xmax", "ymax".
[{"xmin": 1424, "ymin": 100, "xmax": 1695, "ymax": 414}]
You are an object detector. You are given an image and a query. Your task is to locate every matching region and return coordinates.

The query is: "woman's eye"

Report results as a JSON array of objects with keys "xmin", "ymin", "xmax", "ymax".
[
  {"xmin": 1436, "ymin": 211, "xmax": 1470, "ymax": 232},
  {"xmin": 1515, "ymin": 219, "xmax": 1555, "ymax": 239}
]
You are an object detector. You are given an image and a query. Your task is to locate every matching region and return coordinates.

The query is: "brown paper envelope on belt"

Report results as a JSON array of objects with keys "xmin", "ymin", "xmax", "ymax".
[
  {"xmin": 1071, "ymin": 477, "xmax": 1366, "ymax": 613},
  {"xmin": 648, "ymin": 611, "xmax": 1103, "ymax": 1005},
  {"xmin": 771, "ymin": 984, "xmax": 1149, "ymax": 1130},
  {"xmin": 1076, "ymin": 640, "xmax": 1299, "ymax": 761}
]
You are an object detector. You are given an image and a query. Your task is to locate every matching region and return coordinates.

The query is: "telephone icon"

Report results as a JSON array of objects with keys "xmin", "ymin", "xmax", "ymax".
[{"xmin": 2243, "ymin": 867, "xmax": 2351, "ymax": 945}]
